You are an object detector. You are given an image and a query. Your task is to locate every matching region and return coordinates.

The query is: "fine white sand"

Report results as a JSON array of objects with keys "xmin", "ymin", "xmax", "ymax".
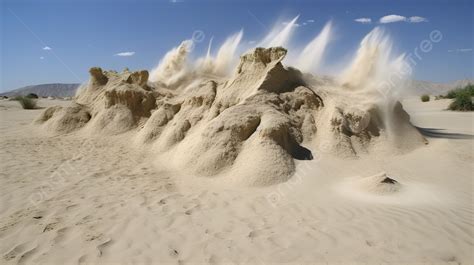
[{"xmin": 0, "ymin": 96, "xmax": 472, "ymax": 264}]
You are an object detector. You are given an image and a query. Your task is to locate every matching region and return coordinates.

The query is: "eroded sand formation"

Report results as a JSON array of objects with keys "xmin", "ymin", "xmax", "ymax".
[
  {"xmin": 36, "ymin": 46, "xmax": 426, "ymax": 186},
  {"xmin": 353, "ymin": 172, "xmax": 402, "ymax": 195}
]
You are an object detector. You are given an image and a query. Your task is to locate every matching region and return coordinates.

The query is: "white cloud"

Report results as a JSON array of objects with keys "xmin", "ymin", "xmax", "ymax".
[
  {"xmin": 379, "ymin": 14, "xmax": 407, "ymax": 23},
  {"xmin": 448, "ymin": 48, "xmax": 473, "ymax": 53},
  {"xmin": 248, "ymin": 40, "xmax": 256, "ymax": 44},
  {"xmin": 40, "ymin": 56, "xmax": 45, "ymax": 60},
  {"xmin": 354, "ymin": 18, "xmax": 371, "ymax": 24},
  {"xmin": 307, "ymin": 19, "xmax": 315, "ymax": 23},
  {"xmin": 42, "ymin": 46, "xmax": 52, "ymax": 50},
  {"xmin": 408, "ymin": 16, "xmax": 428, "ymax": 23},
  {"xmin": 114, "ymin": 51, "xmax": 135, "ymax": 57},
  {"xmin": 379, "ymin": 14, "xmax": 429, "ymax": 24}
]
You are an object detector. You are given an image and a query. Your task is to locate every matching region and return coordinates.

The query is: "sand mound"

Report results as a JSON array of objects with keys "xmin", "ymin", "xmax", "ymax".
[
  {"xmin": 36, "ymin": 47, "xmax": 425, "ymax": 185},
  {"xmin": 354, "ymin": 172, "xmax": 402, "ymax": 194},
  {"xmin": 146, "ymin": 47, "xmax": 320, "ymax": 185},
  {"xmin": 36, "ymin": 103, "xmax": 91, "ymax": 133},
  {"xmin": 37, "ymin": 67, "xmax": 156, "ymax": 134},
  {"xmin": 307, "ymin": 86, "xmax": 426, "ymax": 157}
]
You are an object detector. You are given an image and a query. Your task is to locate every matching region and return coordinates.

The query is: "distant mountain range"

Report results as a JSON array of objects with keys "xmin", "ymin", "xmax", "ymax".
[
  {"xmin": 0, "ymin": 79, "xmax": 471, "ymax": 98},
  {"xmin": 0, "ymin": 83, "xmax": 81, "ymax": 98},
  {"xmin": 407, "ymin": 79, "xmax": 473, "ymax": 96}
]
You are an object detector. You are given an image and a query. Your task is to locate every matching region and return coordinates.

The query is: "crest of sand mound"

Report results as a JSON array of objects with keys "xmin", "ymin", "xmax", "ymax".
[
  {"xmin": 354, "ymin": 172, "xmax": 402, "ymax": 195},
  {"xmin": 36, "ymin": 47, "xmax": 425, "ymax": 186}
]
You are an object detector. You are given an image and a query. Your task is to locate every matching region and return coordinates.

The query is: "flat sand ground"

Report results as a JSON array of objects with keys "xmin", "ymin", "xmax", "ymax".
[{"xmin": 0, "ymin": 98, "xmax": 472, "ymax": 264}]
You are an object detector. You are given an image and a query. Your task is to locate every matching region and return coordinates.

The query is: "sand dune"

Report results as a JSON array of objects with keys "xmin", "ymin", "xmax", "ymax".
[
  {"xmin": 0, "ymin": 97, "xmax": 472, "ymax": 264},
  {"xmin": 35, "ymin": 45, "xmax": 426, "ymax": 186}
]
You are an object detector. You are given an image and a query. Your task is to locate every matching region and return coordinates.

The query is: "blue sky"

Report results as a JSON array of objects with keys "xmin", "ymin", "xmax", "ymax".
[{"xmin": 1, "ymin": 0, "xmax": 473, "ymax": 91}]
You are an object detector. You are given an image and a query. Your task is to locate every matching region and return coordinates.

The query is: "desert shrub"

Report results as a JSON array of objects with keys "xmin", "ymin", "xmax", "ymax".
[
  {"xmin": 26, "ymin": 93, "xmax": 39, "ymax": 99},
  {"xmin": 449, "ymin": 89, "xmax": 473, "ymax": 111},
  {"xmin": 14, "ymin": 96, "xmax": 37, "ymax": 109},
  {"xmin": 464, "ymin": 83, "xmax": 474, "ymax": 96},
  {"xmin": 445, "ymin": 84, "xmax": 474, "ymax": 99},
  {"xmin": 434, "ymin": 95, "xmax": 444, "ymax": 100},
  {"xmin": 420, "ymin": 94, "xmax": 430, "ymax": 102},
  {"xmin": 446, "ymin": 89, "xmax": 459, "ymax": 99}
]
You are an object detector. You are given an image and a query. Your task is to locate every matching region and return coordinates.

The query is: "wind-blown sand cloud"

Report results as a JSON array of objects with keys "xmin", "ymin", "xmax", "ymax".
[
  {"xmin": 42, "ymin": 46, "xmax": 52, "ymax": 50},
  {"xmin": 282, "ymin": 21, "xmax": 301, "ymax": 27},
  {"xmin": 114, "ymin": 51, "xmax": 135, "ymax": 57},
  {"xmin": 379, "ymin": 14, "xmax": 407, "ymax": 23},
  {"xmin": 354, "ymin": 18, "xmax": 372, "ymax": 24}
]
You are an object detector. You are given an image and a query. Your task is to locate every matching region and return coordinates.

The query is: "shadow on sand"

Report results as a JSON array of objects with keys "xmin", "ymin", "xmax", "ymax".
[{"xmin": 416, "ymin": 127, "xmax": 474, "ymax": 140}]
